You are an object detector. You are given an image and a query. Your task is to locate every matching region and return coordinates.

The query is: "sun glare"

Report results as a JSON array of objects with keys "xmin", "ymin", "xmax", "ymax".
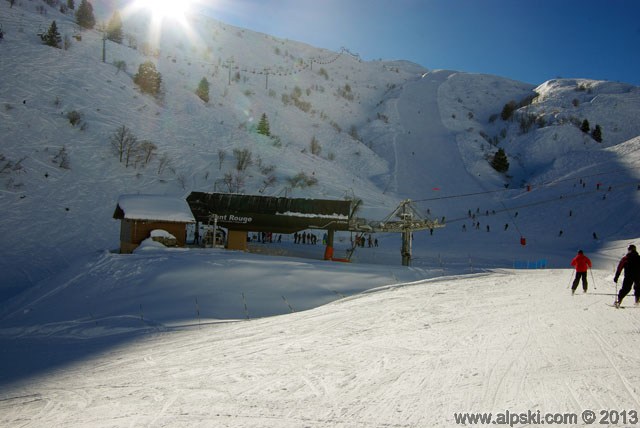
[
  {"xmin": 133, "ymin": 0, "xmax": 194, "ymax": 21},
  {"xmin": 124, "ymin": 0, "xmax": 204, "ymax": 45}
]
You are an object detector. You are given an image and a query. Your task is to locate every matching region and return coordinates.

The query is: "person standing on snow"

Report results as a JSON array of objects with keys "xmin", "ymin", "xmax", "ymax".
[
  {"xmin": 613, "ymin": 244, "xmax": 640, "ymax": 307},
  {"xmin": 571, "ymin": 250, "xmax": 592, "ymax": 294}
]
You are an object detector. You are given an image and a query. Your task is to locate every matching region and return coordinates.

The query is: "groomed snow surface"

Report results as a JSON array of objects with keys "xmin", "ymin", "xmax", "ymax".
[
  {"xmin": 1, "ymin": 0, "xmax": 640, "ymax": 426},
  {"xmin": 1, "ymin": 243, "xmax": 640, "ymax": 428}
]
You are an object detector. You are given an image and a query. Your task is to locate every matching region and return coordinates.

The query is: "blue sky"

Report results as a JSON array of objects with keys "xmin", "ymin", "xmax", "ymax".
[{"xmin": 204, "ymin": 0, "xmax": 640, "ymax": 86}]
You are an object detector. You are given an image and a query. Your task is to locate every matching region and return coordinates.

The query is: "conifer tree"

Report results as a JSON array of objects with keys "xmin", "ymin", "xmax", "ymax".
[
  {"xmin": 42, "ymin": 21, "xmax": 62, "ymax": 48},
  {"xmin": 67, "ymin": 0, "xmax": 75, "ymax": 10},
  {"xmin": 580, "ymin": 119, "xmax": 590, "ymax": 133},
  {"xmin": 500, "ymin": 100, "xmax": 517, "ymax": 121},
  {"xmin": 134, "ymin": 61, "xmax": 162, "ymax": 96},
  {"xmin": 592, "ymin": 124, "xmax": 603, "ymax": 143},
  {"xmin": 491, "ymin": 148, "xmax": 509, "ymax": 173},
  {"xmin": 196, "ymin": 77, "xmax": 210, "ymax": 103},
  {"xmin": 257, "ymin": 113, "xmax": 270, "ymax": 136},
  {"xmin": 76, "ymin": 0, "xmax": 96, "ymax": 29},
  {"xmin": 106, "ymin": 10, "xmax": 123, "ymax": 44}
]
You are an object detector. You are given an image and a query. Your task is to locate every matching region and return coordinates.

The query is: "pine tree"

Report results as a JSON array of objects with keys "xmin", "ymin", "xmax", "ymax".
[
  {"xmin": 491, "ymin": 148, "xmax": 509, "ymax": 173},
  {"xmin": 106, "ymin": 11, "xmax": 123, "ymax": 44},
  {"xmin": 257, "ymin": 113, "xmax": 270, "ymax": 136},
  {"xmin": 42, "ymin": 21, "xmax": 62, "ymax": 48},
  {"xmin": 580, "ymin": 119, "xmax": 590, "ymax": 133},
  {"xmin": 196, "ymin": 77, "xmax": 210, "ymax": 103},
  {"xmin": 76, "ymin": 0, "xmax": 96, "ymax": 29},
  {"xmin": 67, "ymin": 0, "xmax": 75, "ymax": 10},
  {"xmin": 134, "ymin": 61, "xmax": 162, "ymax": 96},
  {"xmin": 500, "ymin": 100, "xmax": 517, "ymax": 121},
  {"xmin": 592, "ymin": 124, "xmax": 603, "ymax": 143}
]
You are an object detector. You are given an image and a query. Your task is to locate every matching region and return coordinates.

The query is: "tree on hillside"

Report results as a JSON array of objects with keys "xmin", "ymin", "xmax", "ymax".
[
  {"xmin": 501, "ymin": 100, "xmax": 517, "ymax": 121},
  {"xmin": 233, "ymin": 148, "xmax": 253, "ymax": 171},
  {"xmin": 491, "ymin": 148, "xmax": 509, "ymax": 173},
  {"xmin": 134, "ymin": 61, "xmax": 162, "ymax": 96},
  {"xmin": 110, "ymin": 125, "xmax": 138, "ymax": 167},
  {"xmin": 310, "ymin": 136, "xmax": 321, "ymax": 156},
  {"xmin": 106, "ymin": 10, "xmax": 123, "ymax": 44},
  {"xmin": 217, "ymin": 149, "xmax": 226, "ymax": 170},
  {"xmin": 67, "ymin": 0, "xmax": 75, "ymax": 10},
  {"xmin": 137, "ymin": 140, "xmax": 157, "ymax": 167},
  {"xmin": 75, "ymin": 0, "xmax": 95, "ymax": 29},
  {"xmin": 592, "ymin": 124, "xmax": 603, "ymax": 143},
  {"xmin": 42, "ymin": 21, "xmax": 62, "ymax": 48},
  {"xmin": 580, "ymin": 119, "xmax": 590, "ymax": 133},
  {"xmin": 257, "ymin": 113, "xmax": 270, "ymax": 136},
  {"xmin": 196, "ymin": 77, "xmax": 210, "ymax": 103}
]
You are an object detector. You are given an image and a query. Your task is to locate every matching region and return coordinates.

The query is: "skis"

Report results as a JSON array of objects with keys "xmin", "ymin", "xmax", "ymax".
[{"xmin": 606, "ymin": 303, "xmax": 640, "ymax": 309}]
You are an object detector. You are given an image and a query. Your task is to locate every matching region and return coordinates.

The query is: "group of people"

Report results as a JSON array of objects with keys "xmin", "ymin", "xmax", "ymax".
[
  {"xmin": 571, "ymin": 245, "xmax": 640, "ymax": 307},
  {"xmin": 352, "ymin": 234, "xmax": 378, "ymax": 248},
  {"xmin": 249, "ymin": 232, "xmax": 282, "ymax": 243},
  {"xmin": 293, "ymin": 231, "xmax": 318, "ymax": 245}
]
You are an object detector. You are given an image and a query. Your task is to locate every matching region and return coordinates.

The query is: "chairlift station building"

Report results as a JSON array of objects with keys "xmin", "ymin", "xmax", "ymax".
[
  {"xmin": 114, "ymin": 192, "xmax": 443, "ymax": 265},
  {"xmin": 186, "ymin": 192, "xmax": 353, "ymax": 254}
]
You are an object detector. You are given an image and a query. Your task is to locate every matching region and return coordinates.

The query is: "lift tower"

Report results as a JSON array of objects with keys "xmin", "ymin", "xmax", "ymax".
[{"xmin": 368, "ymin": 200, "xmax": 444, "ymax": 266}]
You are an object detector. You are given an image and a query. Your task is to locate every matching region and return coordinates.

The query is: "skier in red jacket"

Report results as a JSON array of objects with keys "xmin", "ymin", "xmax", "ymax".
[{"xmin": 571, "ymin": 250, "xmax": 592, "ymax": 294}]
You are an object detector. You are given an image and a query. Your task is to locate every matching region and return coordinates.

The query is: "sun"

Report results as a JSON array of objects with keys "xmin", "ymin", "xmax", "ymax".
[
  {"xmin": 132, "ymin": 0, "xmax": 195, "ymax": 21},
  {"xmin": 124, "ymin": 0, "xmax": 203, "ymax": 44}
]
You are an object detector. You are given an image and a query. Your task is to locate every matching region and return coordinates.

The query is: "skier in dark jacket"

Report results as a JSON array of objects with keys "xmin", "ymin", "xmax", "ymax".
[
  {"xmin": 613, "ymin": 244, "xmax": 640, "ymax": 307},
  {"xmin": 571, "ymin": 250, "xmax": 592, "ymax": 294}
]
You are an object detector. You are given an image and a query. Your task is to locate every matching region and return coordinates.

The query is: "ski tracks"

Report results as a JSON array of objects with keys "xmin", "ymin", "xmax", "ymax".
[
  {"xmin": 587, "ymin": 325, "xmax": 640, "ymax": 409},
  {"xmin": 4, "ymin": 270, "xmax": 640, "ymax": 427}
]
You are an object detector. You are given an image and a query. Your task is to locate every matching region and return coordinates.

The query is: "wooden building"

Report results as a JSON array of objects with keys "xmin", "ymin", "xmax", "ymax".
[{"xmin": 113, "ymin": 194, "xmax": 195, "ymax": 254}]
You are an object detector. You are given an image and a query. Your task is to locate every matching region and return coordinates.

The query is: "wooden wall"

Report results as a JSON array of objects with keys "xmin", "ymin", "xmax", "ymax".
[
  {"xmin": 119, "ymin": 219, "xmax": 188, "ymax": 254},
  {"xmin": 227, "ymin": 230, "xmax": 248, "ymax": 251}
]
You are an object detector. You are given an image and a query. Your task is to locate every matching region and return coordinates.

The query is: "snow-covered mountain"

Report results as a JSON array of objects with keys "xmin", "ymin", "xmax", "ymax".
[
  {"xmin": 2, "ymin": 0, "xmax": 639, "ymax": 299},
  {"xmin": 2, "ymin": 2, "xmax": 640, "ymax": 426}
]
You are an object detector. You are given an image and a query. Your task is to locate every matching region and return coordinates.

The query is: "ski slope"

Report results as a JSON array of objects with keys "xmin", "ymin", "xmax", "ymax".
[
  {"xmin": 1, "ymin": 244, "xmax": 640, "ymax": 427},
  {"xmin": 1, "ymin": 1, "xmax": 640, "ymax": 426}
]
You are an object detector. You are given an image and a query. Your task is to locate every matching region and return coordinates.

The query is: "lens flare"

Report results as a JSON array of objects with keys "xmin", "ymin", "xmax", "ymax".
[
  {"xmin": 122, "ymin": 0, "xmax": 204, "ymax": 49},
  {"xmin": 132, "ymin": 0, "xmax": 193, "ymax": 21}
]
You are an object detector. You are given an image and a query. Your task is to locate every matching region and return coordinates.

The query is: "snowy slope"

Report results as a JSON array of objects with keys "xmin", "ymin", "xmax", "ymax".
[
  {"xmin": 2, "ymin": 248, "xmax": 640, "ymax": 427},
  {"xmin": 2, "ymin": 2, "xmax": 640, "ymax": 425}
]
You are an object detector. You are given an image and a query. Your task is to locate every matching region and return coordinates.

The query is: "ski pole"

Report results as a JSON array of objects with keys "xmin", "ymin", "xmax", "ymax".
[
  {"xmin": 567, "ymin": 269, "xmax": 575, "ymax": 289},
  {"xmin": 589, "ymin": 268, "xmax": 597, "ymax": 290}
]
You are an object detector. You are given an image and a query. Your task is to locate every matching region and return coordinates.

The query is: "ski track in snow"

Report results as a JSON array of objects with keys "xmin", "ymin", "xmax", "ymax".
[
  {"xmin": 1, "ymin": 268, "xmax": 640, "ymax": 427},
  {"xmin": 1, "ymin": 1, "xmax": 640, "ymax": 427}
]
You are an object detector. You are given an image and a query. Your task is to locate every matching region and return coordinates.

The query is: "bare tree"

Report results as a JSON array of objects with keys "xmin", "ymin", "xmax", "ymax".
[
  {"xmin": 222, "ymin": 172, "xmax": 245, "ymax": 193},
  {"xmin": 157, "ymin": 153, "xmax": 171, "ymax": 175},
  {"xmin": 110, "ymin": 125, "xmax": 137, "ymax": 166},
  {"xmin": 217, "ymin": 149, "xmax": 226, "ymax": 170},
  {"xmin": 138, "ymin": 140, "xmax": 157, "ymax": 166},
  {"xmin": 176, "ymin": 172, "xmax": 187, "ymax": 190},
  {"xmin": 233, "ymin": 148, "xmax": 252, "ymax": 171},
  {"xmin": 123, "ymin": 138, "xmax": 139, "ymax": 168},
  {"xmin": 259, "ymin": 174, "xmax": 277, "ymax": 193},
  {"xmin": 310, "ymin": 136, "xmax": 321, "ymax": 155},
  {"xmin": 53, "ymin": 147, "xmax": 70, "ymax": 169}
]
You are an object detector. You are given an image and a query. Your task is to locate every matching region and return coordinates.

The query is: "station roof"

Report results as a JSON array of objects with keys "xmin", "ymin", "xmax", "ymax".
[
  {"xmin": 113, "ymin": 194, "xmax": 195, "ymax": 223},
  {"xmin": 186, "ymin": 192, "xmax": 353, "ymax": 233}
]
